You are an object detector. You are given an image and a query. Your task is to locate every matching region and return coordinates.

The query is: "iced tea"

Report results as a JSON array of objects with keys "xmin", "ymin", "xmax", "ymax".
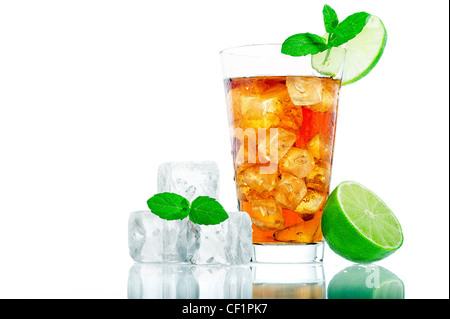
[{"xmin": 224, "ymin": 75, "xmax": 340, "ymax": 244}]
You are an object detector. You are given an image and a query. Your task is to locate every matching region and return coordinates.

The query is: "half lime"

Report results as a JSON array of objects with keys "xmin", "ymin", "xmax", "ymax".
[{"xmin": 322, "ymin": 181, "xmax": 403, "ymax": 263}]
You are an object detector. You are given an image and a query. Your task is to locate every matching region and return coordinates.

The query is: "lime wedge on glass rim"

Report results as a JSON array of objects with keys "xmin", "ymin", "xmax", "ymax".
[
  {"xmin": 322, "ymin": 181, "xmax": 403, "ymax": 263},
  {"xmin": 312, "ymin": 15, "xmax": 387, "ymax": 85}
]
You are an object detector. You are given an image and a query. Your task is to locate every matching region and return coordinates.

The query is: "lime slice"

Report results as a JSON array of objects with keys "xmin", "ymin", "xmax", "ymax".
[
  {"xmin": 321, "ymin": 181, "xmax": 403, "ymax": 263},
  {"xmin": 312, "ymin": 15, "xmax": 387, "ymax": 85}
]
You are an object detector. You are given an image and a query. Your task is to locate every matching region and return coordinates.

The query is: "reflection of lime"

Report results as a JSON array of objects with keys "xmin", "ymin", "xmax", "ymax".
[
  {"xmin": 328, "ymin": 264, "xmax": 405, "ymax": 299},
  {"xmin": 312, "ymin": 15, "xmax": 387, "ymax": 85},
  {"xmin": 322, "ymin": 181, "xmax": 403, "ymax": 263}
]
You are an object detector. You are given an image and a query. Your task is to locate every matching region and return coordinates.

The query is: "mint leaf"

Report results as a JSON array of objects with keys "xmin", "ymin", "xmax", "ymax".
[
  {"xmin": 189, "ymin": 196, "xmax": 229, "ymax": 225},
  {"xmin": 281, "ymin": 33, "xmax": 329, "ymax": 57},
  {"xmin": 328, "ymin": 12, "xmax": 370, "ymax": 47},
  {"xmin": 323, "ymin": 4, "xmax": 339, "ymax": 33},
  {"xmin": 147, "ymin": 192, "xmax": 190, "ymax": 220}
]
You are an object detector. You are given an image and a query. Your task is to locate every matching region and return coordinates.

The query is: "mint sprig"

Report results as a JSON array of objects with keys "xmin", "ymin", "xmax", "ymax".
[
  {"xmin": 328, "ymin": 12, "xmax": 370, "ymax": 47},
  {"xmin": 147, "ymin": 193, "xmax": 229, "ymax": 225},
  {"xmin": 281, "ymin": 4, "xmax": 371, "ymax": 57}
]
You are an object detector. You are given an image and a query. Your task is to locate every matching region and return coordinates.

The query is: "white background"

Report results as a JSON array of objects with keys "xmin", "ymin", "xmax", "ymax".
[{"xmin": 0, "ymin": 0, "xmax": 448, "ymax": 298}]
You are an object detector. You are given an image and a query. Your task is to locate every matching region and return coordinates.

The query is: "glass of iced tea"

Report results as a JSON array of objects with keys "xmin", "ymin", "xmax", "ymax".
[{"xmin": 220, "ymin": 44, "xmax": 345, "ymax": 262}]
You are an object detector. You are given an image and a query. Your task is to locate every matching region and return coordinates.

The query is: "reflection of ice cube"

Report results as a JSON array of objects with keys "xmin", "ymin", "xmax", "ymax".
[
  {"xmin": 128, "ymin": 263, "xmax": 199, "ymax": 299},
  {"xmin": 187, "ymin": 212, "xmax": 253, "ymax": 265},
  {"xmin": 286, "ymin": 76, "xmax": 322, "ymax": 106},
  {"xmin": 127, "ymin": 263, "xmax": 252, "ymax": 299},
  {"xmin": 157, "ymin": 161, "xmax": 219, "ymax": 202},
  {"xmin": 191, "ymin": 265, "xmax": 253, "ymax": 299},
  {"xmin": 128, "ymin": 211, "xmax": 188, "ymax": 263}
]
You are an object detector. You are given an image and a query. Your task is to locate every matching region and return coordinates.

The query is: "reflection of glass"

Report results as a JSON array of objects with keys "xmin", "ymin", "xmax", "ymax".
[
  {"xmin": 128, "ymin": 263, "xmax": 252, "ymax": 299},
  {"xmin": 220, "ymin": 44, "xmax": 345, "ymax": 263},
  {"xmin": 251, "ymin": 263, "xmax": 326, "ymax": 299},
  {"xmin": 327, "ymin": 264, "xmax": 405, "ymax": 299}
]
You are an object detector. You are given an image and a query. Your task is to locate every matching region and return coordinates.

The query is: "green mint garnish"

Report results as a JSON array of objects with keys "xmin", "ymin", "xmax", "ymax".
[
  {"xmin": 146, "ymin": 193, "xmax": 229, "ymax": 225},
  {"xmin": 189, "ymin": 196, "xmax": 229, "ymax": 226},
  {"xmin": 147, "ymin": 192, "xmax": 190, "ymax": 220},
  {"xmin": 281, "ymin": 33, "xmax": 328, "ymax": 56},
  {"xmin": 281, "ymin": 4, "xmax": 371, "ymax": 57},
  {"xmin": 322, "ymin": 4, "xmax": 339, "ymax": 33}
]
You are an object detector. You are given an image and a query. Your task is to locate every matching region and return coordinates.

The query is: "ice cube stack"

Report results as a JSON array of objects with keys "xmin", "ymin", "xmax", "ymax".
[{"xmin": 128, "ymin": 161, "xmax": 253, "ymax": 265}]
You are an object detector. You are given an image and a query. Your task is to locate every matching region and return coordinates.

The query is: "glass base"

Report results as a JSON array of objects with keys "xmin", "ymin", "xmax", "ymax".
[{"xmin": 252, "ymin": 241, "xmax": 324, "ymax": 263}]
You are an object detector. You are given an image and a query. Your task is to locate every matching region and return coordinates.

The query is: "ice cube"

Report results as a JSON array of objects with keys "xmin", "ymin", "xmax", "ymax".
[
  {"xmin": 305, "ymin": 161, "xmax": 331, "ymax": 193},
  {"xmin": 233, "ymin": 127, "xmax": 258, "ymax": 166},
  {"xmin": 277, "ymin": 104, "xmax": 304, "ymax": 133},
  {"xmin": 128, "ymin": 210, "xmax": 188, "ymax": 263},
  {"xmin": 128, "ymin": 263, "xmax": 199, "ymax": 299},
  {"xmin": 186, "ymin": 211, "xmax": 253, "ymax": 265},
  {"xmin": 279, "ymin": 147, "xmax": 315, "ymax": 179},
  {"xmin": 157, "ymin": 161, "xmax": 219, "ymax": 202},
  {"xmin": 233, "ymin": 127, "xmax": 296, "ymax": 167},
  {"xmin": 235, "ymin": 142, "xmax": 257, "ymax": 166},
  {"xmin": 236, "ymin": 165, "xmax": 278, "ymax": 200},
  {"xmin": 287, "ymin": 77, "xmax": 340, "ymax": 113},
  {"xmin": 286, "ymin": 76, "xmax": 322, "ymax": 106},
  {"xmin": 226, "ymin": 86, "xmax": 244, "ymax": 128},
  {"xmin": 251, "ymin": 198, "xmax": 284, "ymax": 231},
  {"xmin": 240, "ymin": 95, "xmax": 282, "ymax": 130},
  {"xmin": 304, "ymin": 78, "xmax": 340, "ymax": 113},
  {"xmin": 257, "ymin": 128, "xmax": 297, "ymax": 164},
  {"xmin": 274, "ymin": 172, "xmax": 307, "ymax": 211},
  {"xmin": 295, "ymin": 189, "xmax": 326, "ymax": 219},
  {"xmin": 273, "ymin": 218, "xmax": 322, "ymax": 243},
  {"xmin": 306, "ymin": 133, "xmax": 331, "ymax": 161}
]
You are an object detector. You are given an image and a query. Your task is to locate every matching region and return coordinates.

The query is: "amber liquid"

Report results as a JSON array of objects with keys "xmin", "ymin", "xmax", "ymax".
[{"xmin": 224, "ymin": 76, "xmax": 340, "ymax": 244}]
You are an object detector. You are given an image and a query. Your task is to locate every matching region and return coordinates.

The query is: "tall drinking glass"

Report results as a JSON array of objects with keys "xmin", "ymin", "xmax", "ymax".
[{"xmin": 220, "ymin": 44, "xmax": 345, "ymax": 263}]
